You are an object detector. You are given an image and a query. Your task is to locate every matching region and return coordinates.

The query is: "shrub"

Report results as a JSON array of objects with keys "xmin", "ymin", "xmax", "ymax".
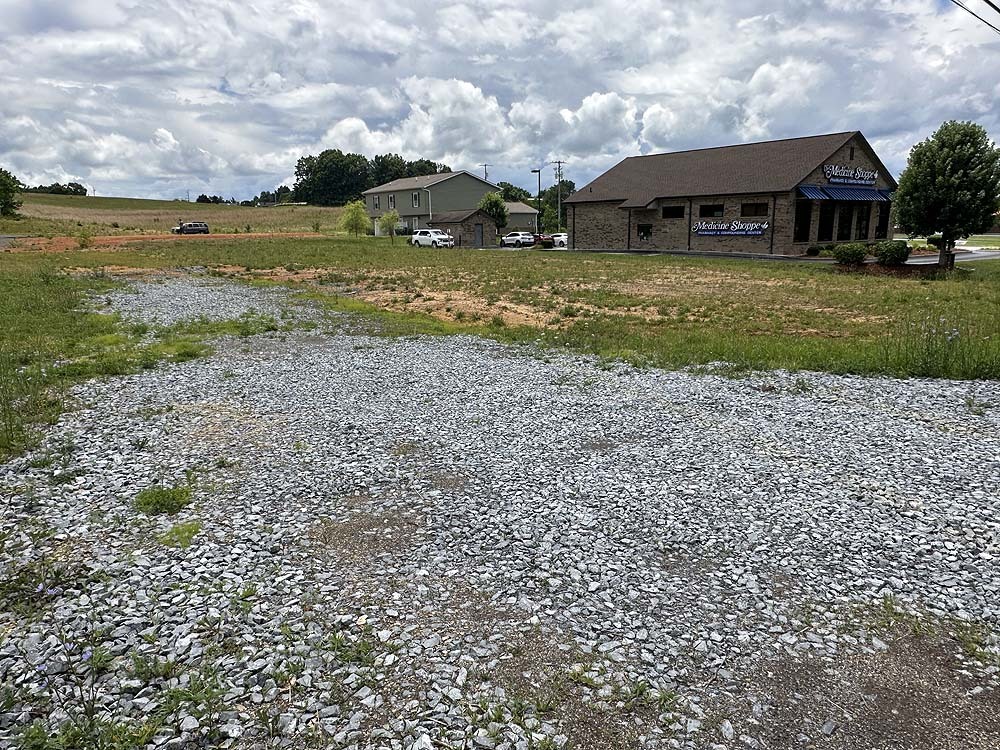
[
  {"xmin": 926, "ymin": 235, "xmax": 944, "ymax": 249},
  {"xmin": 832, "ymin": 243, "xmax": 868, "ymax": 266},
  {"xmin": 874, "ymin": 240, "xmax": 910, "ymax": 266},
  {"xmin": 133, "ymin": 485, "xmax": 192, "ymax": 515},
  {"xmin": 805, "ymin": 245, "xmax": 823, "ymax": 257}
]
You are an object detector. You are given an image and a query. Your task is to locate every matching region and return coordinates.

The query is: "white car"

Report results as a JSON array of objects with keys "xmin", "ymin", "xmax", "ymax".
[
  {"xmin": 410, "ymin": 229, "xmax": 454, "ymax": 248},
  {"xmin": 500, "ymin": 231, "xmax": 536, "ymax": 248},
  {"xmin": 551, "ymin": 233, "xmax": 568, "ymax": 247}
]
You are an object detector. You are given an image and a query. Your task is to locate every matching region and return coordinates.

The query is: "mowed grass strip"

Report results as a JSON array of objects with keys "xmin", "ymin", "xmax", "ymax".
[{"xmin": 42, "ymin": 235, "xmax": 1000, "ymax": 379}]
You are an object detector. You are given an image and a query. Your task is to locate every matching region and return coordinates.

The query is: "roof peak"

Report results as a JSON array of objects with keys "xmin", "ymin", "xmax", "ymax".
[{"xmin": 629, "ymin": 131, "xmax": 858, "ymax": 161}]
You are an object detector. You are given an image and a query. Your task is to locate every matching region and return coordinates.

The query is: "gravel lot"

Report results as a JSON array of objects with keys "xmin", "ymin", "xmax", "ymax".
[{"xmin": 2, "ymin": 276, "xmax": 999, "ymax": 749}]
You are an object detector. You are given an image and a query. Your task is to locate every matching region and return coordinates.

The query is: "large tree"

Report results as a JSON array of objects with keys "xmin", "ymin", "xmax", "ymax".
[
  {"xmin": 478, "ymin": 192, "xmax": 508, "ymax": 233},
  {"xmin": 896, "ymin": 121, "xmax": 1000, "ymax": 269},
  {"xmin": 293, "ymin": 149, "xmax": 372, "ymax": 205},
  {"xmin": 0, "ymin": 168, "xmax": 22, "ymax": 217},
  {"xmin": 370, "ymin": 153, "xmax": 408, "ymax": 187},
  {"xmin": 498, "ymin": 181, "xmax": 532, "ymax": 203}
]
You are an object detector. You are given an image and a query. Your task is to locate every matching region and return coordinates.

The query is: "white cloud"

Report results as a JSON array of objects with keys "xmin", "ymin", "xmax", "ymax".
[{"xmin": 0, "ymin": 0, "xmax": 998, "ymax": 198}]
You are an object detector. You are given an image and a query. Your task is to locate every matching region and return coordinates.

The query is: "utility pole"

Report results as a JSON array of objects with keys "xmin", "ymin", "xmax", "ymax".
[
  {"xmin": 551, "ymin": 160, "xmax": 566, "ymax": 231},
  {"xmin": 480, "ymin": 163, "xmax": 492, "ymax": 181}
]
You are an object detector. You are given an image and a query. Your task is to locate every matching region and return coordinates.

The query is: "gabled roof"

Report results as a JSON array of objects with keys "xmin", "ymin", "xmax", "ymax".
[
  {"xmin": 363, "ymin": 170, "xmax": 498, "ymax": 195},
  {"xmin": 565, "ymin": 132, "xmax": 897, "ymax": 207},
  {"xmin": 427, "ymin": 208, "xmax": 484, "ymax": 224},
  {"xmin": 505, "ymin": 201, "xmax": 539, "ymax": 215}
]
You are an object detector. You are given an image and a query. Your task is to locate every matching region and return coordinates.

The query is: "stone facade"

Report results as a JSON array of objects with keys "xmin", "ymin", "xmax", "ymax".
[
  {"xmin": 569, "ymin": 134, "xmax": 896, "ymax": 256},
  {"xmin": 428, "ymin": 210, "xmax": 497, "ymax": 248}
]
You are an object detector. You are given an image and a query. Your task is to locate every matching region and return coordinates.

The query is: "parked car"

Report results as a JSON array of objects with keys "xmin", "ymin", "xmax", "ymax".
[
  {"xmin": 500, "ymin": 231, "xmax": 536, "ymax": 248},
  {"xmin": 551, "ymin": 233, "xmax": 568, "ymax": 248},
  {"xmin": 171, "ymin": 222, "xmax": 210, "ymax": 234},
  {"xmin": 533, "ymin": 233, "xmax": 555, "ymax": 249},
  {"xmin": 410, "ymin": 229, "xmax": 454, "ymax": 248}
]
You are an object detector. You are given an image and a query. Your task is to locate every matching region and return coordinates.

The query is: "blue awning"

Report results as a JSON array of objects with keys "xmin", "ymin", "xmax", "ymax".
[
  {"xmin": 822, "ymin": 186, "xmax": 890, "ymax": 201},
  {"xmin": 798, "ymin": 185, "xmax": 829, "ymax": 200}
]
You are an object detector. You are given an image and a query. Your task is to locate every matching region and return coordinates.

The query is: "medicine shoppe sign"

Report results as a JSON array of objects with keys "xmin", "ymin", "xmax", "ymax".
[
  {"xmin": 824, "ymin": 164, "xmax": 878, "ymax": 185},
  {"xmin": 692, "ymin": 220, "xmax": 769, "ymax": 236}
]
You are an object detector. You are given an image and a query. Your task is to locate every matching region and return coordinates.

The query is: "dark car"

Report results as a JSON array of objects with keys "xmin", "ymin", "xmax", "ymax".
[
  {"xmin": 171, "ymin": 222, "xmax": 210, "ymax": 235},
  {"xmin": 533, "ymin": 233, "xmax": 555, "ymax": 249}
]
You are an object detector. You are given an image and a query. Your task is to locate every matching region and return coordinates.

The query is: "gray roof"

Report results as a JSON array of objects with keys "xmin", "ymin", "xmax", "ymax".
[
  {"xmin": 505, "ymin": 201, "xmax": 538, "ymax": 215},
  {"xmin": 427, "ymin": 209, "xmax": 483, "ymax": 224},
  {"xmin": 565, "ymin": 132, "xmax": 897, "ymax": 208},
  {"xmin": 363, "ymin": 170, "xmax": 498, "ymax": 195}
]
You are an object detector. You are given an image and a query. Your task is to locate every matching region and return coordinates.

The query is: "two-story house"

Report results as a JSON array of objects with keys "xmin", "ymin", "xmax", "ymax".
[{"xmin": 363, "ymin": 171, "xmax": 500, "ymax": 235}]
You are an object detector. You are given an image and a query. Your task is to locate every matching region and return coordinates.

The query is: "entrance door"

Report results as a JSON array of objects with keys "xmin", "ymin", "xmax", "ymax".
[{"xmin": 474, "ymin": 223, "xmax": 484, "ymax": 247}]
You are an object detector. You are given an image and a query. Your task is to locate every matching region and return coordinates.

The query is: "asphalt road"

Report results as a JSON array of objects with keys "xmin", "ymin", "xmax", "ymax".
[{"xmin": 908, "ymin": 248, "xmax": 1000, "ymax": 264}]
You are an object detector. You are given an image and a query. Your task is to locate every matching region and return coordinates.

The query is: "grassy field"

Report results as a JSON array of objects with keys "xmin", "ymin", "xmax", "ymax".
[
  {"xmin": 3, "ymin": 234, "xmax": 998, "ymax": 457},
  {"xmin": 0, "ymin": 193, "xmax": 344, "ymax": 236}
]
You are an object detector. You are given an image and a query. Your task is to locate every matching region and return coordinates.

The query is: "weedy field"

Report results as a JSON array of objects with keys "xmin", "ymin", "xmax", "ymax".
[
  {"xmin": 0, "ymin": 193, "xmax": 344, "ymax": 236},
  {"xmin": 2, "ymin": 232, "xmax": 999, "ymax": 458}
]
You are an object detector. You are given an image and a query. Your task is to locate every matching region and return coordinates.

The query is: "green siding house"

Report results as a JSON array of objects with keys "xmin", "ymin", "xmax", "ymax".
[{"xmin": 363, "ymin": 171, "xmax": 500, "ymax": 235}]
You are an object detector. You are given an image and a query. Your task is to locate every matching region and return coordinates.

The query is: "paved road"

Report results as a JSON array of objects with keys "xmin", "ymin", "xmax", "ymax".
[{"xmin": 907, "ymin": 248, "xmax": 1000, "ymax": 264}]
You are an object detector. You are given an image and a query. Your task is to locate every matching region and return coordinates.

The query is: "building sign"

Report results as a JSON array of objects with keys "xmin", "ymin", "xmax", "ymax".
[
  {"xmin": 824, "ymin": 164, "xmax": 878, "ymax": 185},
  {"xmin": 692, "ymin": 220, "xmax": 769, "ymax": 236}
]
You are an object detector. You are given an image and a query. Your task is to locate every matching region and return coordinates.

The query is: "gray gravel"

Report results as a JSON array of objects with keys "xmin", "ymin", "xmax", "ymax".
[{"xmin": 2, "ymin": 277, "xmax": 999, "ymax": 749}]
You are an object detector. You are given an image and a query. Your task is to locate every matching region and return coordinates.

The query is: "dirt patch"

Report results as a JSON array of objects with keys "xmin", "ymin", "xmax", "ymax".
[
  {"xmin": 11, "ymin": 232, "xmax": 324, "ymax": 254},
  {"xmin": 309, "ymin": 510, "xmax": 424, "ymax": 562},
  {"xmin": 721, "ymin": 635, "xmax": 1000, "ymax": 750}
]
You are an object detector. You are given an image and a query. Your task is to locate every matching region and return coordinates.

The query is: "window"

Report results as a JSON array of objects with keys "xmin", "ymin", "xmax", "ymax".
[
  {"xmin": 412, "ymin": 191, "xmax": 420, "ymax": 208},
  {"xmin": 793, "ymin": 200, "xmax": 812, "ymax": 243},
  {"xmin": 849, "ymin": 146, "xmax": 855, "ymax": 161},
  {"xmin": 855, "ymin": 202, "xmax": 871, "ymax": 240},
  {"xmin": 699, "ymin": 204, "xmax": 724, "ymax": 218},
  {"xmin": 661, "ymin": 205, "xmax": 684, "ymax": 219},
  {"xmin": 388, "ymin": 194, "xmax": 395, "ymax": 209},
  {"xmin": 637, "ymin": 224, "xmax": 652, "ymax": 241},
  {"xmin": 741, "ymin": 202, "xmax": 768, "ymax": 217},
  {"xmin": 817, "ymin": 202, "xmax": 835, "ymax": 242},
  {"xmin": 836, "ymin": 203, "xmax": 854, "ymax": 241},
  {"xmin": 874, "ymin": 203, "xmax": 890, "ymax": 239},
  {"xmin": 373, "ymin": 195, "xmax": 380, "ymax": 210}
]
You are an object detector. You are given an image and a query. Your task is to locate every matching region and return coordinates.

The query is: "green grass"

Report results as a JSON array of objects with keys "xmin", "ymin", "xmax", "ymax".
[
  {"xmin": 133, "ymin": 485, "xmax": 192, "ymax": 515},
  {"xmin": 0, "ymin": 192, "xmax": 344, "ymax": 237},
  {"xmin": 158, "ymin": 520, "xmax": 202, "ymax": 547}
]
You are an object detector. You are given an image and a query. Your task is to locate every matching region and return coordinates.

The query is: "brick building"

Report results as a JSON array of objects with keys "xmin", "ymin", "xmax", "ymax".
[
  {"xmin": 427, "ymin": 208, "xmax": 496, "ymax": 247},
  {"xmin": 565, "ymin": 132, "xmax": 898, "ymax": 255}
]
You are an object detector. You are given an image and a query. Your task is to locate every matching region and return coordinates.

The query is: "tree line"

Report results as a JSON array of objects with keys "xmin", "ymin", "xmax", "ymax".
[
  {"xmin": 291, "ymin": 151, "xmax": 451, "ymax": 206},
  {"xmin": 21, "ymin": 181, "xmax": 88, "ymax": 196}
]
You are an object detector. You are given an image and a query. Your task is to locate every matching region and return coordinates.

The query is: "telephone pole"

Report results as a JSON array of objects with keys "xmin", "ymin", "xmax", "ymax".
[
  {"xmin": 551, "ymin": 160, "xmax": 566, "ymax": 231},
  {"xmin": 479, "ymin": 163, "xmax": 492, "ymax": 181}
]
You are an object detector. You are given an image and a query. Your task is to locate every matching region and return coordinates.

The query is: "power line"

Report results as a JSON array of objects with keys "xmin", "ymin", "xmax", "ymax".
[
  {"xmin": 977, "ymin": 0, "xmax": 1000, "ymax": 19},
  {"xmin": 948, "ymin": 0, "xmax": 1000, "ymax": 36}
]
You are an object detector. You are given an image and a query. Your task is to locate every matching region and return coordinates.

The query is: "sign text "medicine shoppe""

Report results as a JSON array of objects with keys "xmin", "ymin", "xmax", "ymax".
[
  {"xmin": 823, "ymin": 164, "xmax": 878, "ymax": 185},
  {"xmin": 692, "ymin": 220, "xmax": 769, "ymax": 236}
]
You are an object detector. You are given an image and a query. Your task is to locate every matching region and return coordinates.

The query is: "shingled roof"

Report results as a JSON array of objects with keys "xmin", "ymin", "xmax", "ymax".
[
  {"xmin": 362, "ymin": 170, "xmax": 497, "ymax": 195},
  {"xmin": 565, "ymin": 132, "xmax": 894, "ymax": 208}
]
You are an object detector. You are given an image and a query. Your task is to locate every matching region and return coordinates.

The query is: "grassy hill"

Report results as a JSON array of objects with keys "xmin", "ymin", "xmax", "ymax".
[{"xmin": 1, "ymin": 193, "xmax": 343, "ymax": 236}]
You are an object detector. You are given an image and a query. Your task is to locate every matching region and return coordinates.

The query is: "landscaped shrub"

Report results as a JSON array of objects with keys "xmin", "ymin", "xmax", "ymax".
[
  {"xmin": 806, "ymin": 245, "xmax": 823, "ymax": 257},
  {"xmin": 134, "ymin": 485, "xmax": 192, "ymax": 515},
  {"xmin": 874, "ymin": 240, "xmax": 910, "ymax": 266},
  {"xmin": 832, "ymin": 243, "xmax": 868, "ymax": 266},
  {"xmin": 927, "ymin": 235, "xmax": 944, "ymax": 249}
]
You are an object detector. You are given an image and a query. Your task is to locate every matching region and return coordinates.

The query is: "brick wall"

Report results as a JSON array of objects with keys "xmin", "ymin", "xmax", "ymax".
[
  {"xmin": 428, "ymin": 211, "xmax": 497, "ymax": 247},
  {"xmin": 570, "ymin": 201, "xmax": 628, "ymax": 249}
]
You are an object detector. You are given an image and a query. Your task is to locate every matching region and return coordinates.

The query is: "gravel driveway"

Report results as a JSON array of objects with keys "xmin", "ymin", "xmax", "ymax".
[{"xmin": 2, "ymin": 276, "xmax": 999, "ymax": 749}]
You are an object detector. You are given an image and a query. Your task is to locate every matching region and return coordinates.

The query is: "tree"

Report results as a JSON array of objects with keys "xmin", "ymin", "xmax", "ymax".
[
  {"xmin": 378, "ymin": 209, "xmax": 401, "ymax": 244},
  {"xmin": 339, "ymin": 199, "xmax": 370, "ymax": 237},
  {"xmin": 896, "ymin": 121, "xmax": 1000, "ymax": 269},
  {"xmin": 196, "ymin": 194, "xmax": 211, "ymax": 203},
  {"xmin": 538, "ymin": 179, "xmax": 576, "ymax": 231},
  {"xmin": 478, "ymin": 192, "xmax": 508, "ymax": 232},
  {"xmin": 0, "ymin": 167, "xmax": 22, "ymax": 217},
  {"xmin": 370, "ymin": 153, "xmax": 408, "ymax": 187},
  {"xmin": 540, "ymin": 205, "xmax": 559, "ymax": 233},
  {"xmin": 498, "ymin": 181, "xmax": 532, "ymax": 202},
  {"xmin": 293, "ymin": 149, "xmax": 372, "ymax": 205}
]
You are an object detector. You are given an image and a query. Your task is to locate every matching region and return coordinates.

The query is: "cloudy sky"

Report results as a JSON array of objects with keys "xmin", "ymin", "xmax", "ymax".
[{"xmin": 1, "ymin": 0, "xmax": 998, "ymax": 200}]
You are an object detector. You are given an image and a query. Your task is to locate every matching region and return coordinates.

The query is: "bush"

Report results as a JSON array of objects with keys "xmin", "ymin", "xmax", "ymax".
[
  {"xmin": 927, "ymin": 235, "xmax": 944, "ymax": 249},
  {"xmin": 832, "ymin": 243, "xmax": 868, "ymax": 266},
  {"xmin": 134, "ymin": 485, "xmax": 192, "ymax": 515},
  {"xmin": 806, "ymin": 245, "xmax": 823, "ymax": 257},
  {"xmin": 874, "ymin": 240, "xmax": 910, "ymax": 266}
]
